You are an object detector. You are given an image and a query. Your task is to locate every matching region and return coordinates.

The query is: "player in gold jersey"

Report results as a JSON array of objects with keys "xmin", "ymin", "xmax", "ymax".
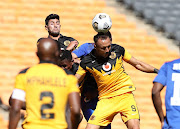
[
  {"xmin": 8, "ymin": 38, "xmax": 80, "ymax": 129},
  {"xmin": 75, "ymin": 33, "xmax": 159, "ymax": 129}
]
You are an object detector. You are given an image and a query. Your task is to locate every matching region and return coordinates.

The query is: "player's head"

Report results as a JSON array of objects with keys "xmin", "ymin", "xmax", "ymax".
[
  {"xmin": 58, "ymin": 50, "xmax": 73, "ymax": 70},
  {"xmin": 93, "ymin": 31, "xmax": 112, "ymax": 58},
  {"xmin": 45, "ymin": 14, "xmax": 61, "ymax": 37},
  {"xmin": 36, "ymin": 38, "xmax": 59, "ymax": 63}
]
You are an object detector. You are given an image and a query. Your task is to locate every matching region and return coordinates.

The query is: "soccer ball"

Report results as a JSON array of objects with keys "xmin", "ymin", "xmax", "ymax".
[{"xmin": 92, "ymin": 13, "xmax": 112, "ymax": 33}]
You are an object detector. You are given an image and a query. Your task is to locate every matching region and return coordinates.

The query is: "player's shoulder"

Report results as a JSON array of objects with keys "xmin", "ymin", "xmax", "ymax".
[
  {"xmin": 81, "ymin": 53, "xmax": 93, "ymax": 62},
  {"xmin": 60, "ymin": 34, "xmax": 75, "ymax": 41},
  {"xmin": 80, "ymin": 53, "xmax": 93, "ymax": 69},
  {"xmin": 165, "ymin": 58, "xmax": 180, "ymax": 65},
  {"xmin": 111, "ymin": 44, "xmax": 125, "ymax": 50},
  {"xmin": 64, "ymin": 69, "xmax": 74, "ymax": 75},
  {"xmin": 18, "ymin": 67, "xmax": 30, "ymax": 74},
  {"xmin": 37, "ymin": 37, "xmax": 48, "ymax": 44}
]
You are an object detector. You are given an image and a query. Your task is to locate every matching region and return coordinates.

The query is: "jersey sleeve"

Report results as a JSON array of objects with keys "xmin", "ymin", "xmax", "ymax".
[
  {"xmin": 67, "ymin": 75, "xmax": 80, "ymax": 93},
  {"xmin": 153, "ymin": 63, "xmax": 167, "ymax": 86},
  {"xmin": 72, "ymin": 43, "xmax": 87, "ymax": 58},
  {"xmin": 15, "ymin": 73, "xmax": 26, "ymax": 91},
  {"xmin": 69, "ymin": 37, "xmax": 76, "ymax": 41},
  {"xmin": 123, "ymin": 49, "xmax": 132, "ymax": 62}
]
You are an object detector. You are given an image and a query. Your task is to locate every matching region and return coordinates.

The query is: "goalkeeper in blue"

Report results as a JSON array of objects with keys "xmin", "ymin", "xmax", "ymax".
[{"xmin": 152, "ymin": 58, "xmax": 180, "ymax": 129}]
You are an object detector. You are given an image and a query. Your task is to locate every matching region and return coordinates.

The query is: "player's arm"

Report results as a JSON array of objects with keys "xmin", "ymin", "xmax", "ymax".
[
  {"xmin": 126, "ymin": 56, "xmax": 159, "ymax": 73},
  {"xmin": 9, "ymin": 69, "xmax": 27, "ymax": 129},
  {"xmin": 9, "ymin": 98, "xmax": 24, "ymax": 129},
  {"xmin": 9, "ymin": 94, "xmax": 26, "ymax": 110},
  {"xmin": 66, "ymin": 40, "xmax": 79, "ymax": 51},
  {"xmin": 68, "ymin": 92, "xmax": 81, "ymax": 129},
  {"xmin": 152, "ymin": 82, "xmax": 165, "ymax": 127},
  {"xmin": 72, "ymin": 43, "xmax": 88, "ymax": 64},
  {"xmin": 72, "ymin": 53, "xmax": 81, "ymax": 64}
]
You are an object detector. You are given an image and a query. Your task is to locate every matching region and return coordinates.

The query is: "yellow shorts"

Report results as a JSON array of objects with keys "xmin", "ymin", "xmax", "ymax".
[{"xmin": 88, "ymin": 92, "xmax": 140, "ymax": 126}]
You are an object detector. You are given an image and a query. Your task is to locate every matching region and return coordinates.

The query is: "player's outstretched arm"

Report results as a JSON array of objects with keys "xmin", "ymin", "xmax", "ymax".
[
  {"xmin": 152, "ymin": 82, "xmax": 165, "ymax": 127},
  {"xmin": 68, "ymin": 92, "xmax": 81, "ymax": 129},
  {"xmin": 126, "ymin": 56, "xmax": 159, "ymax": 73},
  {"xmin": 8, "ymin": 99, "xmax": 24, "ymax": 129}
]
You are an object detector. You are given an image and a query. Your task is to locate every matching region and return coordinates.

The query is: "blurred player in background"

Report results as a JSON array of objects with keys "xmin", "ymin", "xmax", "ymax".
[
  {"xmin": 57, "ymin": 50, "xmax": 82, "ymax": 129},
  {"xmin": 38, "ymin": 14, "xmax": 78, "ymax": 51},
  {"xmin": 72, "ymin": 31, "xmax": 112, "ymax": 129},
  {"xmin": 76, "ymin": 33, "xmax": 159, "ymax": 129},
  {"xmin": 152, "ymin": 58, "xmax": 180, "ymax": 129},
  {"xmin": 58, "ymin": 50, "xmax": 79, "ymax": 75},
  {"xmin": 9, "ymin": 38, "xmax": 80, "ymax": 129}
]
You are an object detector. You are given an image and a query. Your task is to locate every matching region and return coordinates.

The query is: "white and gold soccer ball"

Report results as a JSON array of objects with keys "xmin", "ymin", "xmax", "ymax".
[{"xmin": 92, "ymin": 13, "xmax": 112, "ymax": 33}]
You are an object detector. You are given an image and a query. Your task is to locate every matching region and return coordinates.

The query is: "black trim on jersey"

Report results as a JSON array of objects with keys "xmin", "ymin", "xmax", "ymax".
[
  {"xmin": 64, "ymin": 69, "xmax": 74, "ymax": 75},
  {"xmin": 37, "ymin": 34, "xmax": 76, "ymax": 50},
  {"xmin": 80, "ymin": 44, "xmax": 125, "ymax": 72},
  {"xmin": 39, "ymin": 60, "xmax": 56, "ymax": 64},
  {"xmin": 47, "ymin": 34, "xmax": 76, "ymax": 50},
  {"xmin": 19, "ymin": 67, "xmax": 30, "ymax": 74},
  {"xmin": 70, "ymin": 63, "xmax": 79, "ymax": 75}
]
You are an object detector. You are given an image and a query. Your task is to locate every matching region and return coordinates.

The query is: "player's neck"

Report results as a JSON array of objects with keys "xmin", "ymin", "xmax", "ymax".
[{"xmin": 49, "ymin": 34, "xmax": 60, "ymax": 40}]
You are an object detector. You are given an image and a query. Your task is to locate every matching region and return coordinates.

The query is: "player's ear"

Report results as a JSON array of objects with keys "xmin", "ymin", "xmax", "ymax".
[
  {"xmin": 36, "ymin": 51, "xmax": 39, "ymax": 58},
  {"xmin": 94, "ymin": 44, "xmax": 96, "ymax": 49},
  {"xmin": 45, "ymin": 25, "xmax": 48, "ymax": 31}
]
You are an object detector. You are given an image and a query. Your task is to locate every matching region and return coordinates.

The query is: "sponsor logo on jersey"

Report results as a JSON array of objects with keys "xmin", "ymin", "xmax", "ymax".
[{"xmin": 102, "ymin": 62, "xmax": 111, "ymax": 72}]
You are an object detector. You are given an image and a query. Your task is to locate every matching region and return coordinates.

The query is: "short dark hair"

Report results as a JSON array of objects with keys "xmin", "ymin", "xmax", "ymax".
[
  {"xmin": 59, "ymin": 50, "xmax": 72, "ymax": 61},
  {"xmin": 45, "ymin": 14, "xmax": 59, "ymax": 25},
  {"xmin": 93, "ymin": 31, "xmax": 112, "ymax": 43}
]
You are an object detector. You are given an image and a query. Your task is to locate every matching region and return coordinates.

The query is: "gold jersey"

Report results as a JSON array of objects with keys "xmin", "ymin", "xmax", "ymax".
[
  {"xmin": 76, "ymin": 44, "xmax": 135, "ymax": 99},
  {"xmin": 15, "ymin": 61, "xmax": 79, "ymax": 129}
]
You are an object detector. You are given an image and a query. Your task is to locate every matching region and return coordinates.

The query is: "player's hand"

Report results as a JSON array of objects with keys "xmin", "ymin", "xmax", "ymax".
[{"xmin": 66, "ymin": 40, "xmax": 79, "ymax": 51}]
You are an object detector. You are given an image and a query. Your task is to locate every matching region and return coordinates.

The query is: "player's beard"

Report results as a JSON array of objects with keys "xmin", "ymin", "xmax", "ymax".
[{"xmin": 48, "ymin": 31, "xmax": 60, "ymax": 37}]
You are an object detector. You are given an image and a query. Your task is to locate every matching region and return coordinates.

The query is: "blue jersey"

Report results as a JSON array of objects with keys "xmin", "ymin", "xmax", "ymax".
[
  {"xmin": 72, "ymin": 43, "xmax": 94, "ymax": 58},
  {"xmin": 153, "ymin": 58, "xmax": 180, "ymax": 129}
]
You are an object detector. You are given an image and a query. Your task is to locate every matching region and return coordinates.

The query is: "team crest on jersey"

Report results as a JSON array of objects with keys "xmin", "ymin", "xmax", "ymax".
[
  {"xmin": 64, "ymin": 40, "xmax": 70, "ymax": 46},
  {"xmin": 102, "ymin": 62, "xmax": 112, "ymax": 72},
  {"xmin": 90, "ymin": 115, "xmax": 96, "ymax": 120},
  {"xmin": 109, "ymin": 52, "xmax": 116, "ymax": 59}
]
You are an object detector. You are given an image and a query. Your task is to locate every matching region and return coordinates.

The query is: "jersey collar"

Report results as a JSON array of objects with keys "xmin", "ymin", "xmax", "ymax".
[{"xmin": 39, "ymin": 60, "xmax": 56, "ymax": 64}]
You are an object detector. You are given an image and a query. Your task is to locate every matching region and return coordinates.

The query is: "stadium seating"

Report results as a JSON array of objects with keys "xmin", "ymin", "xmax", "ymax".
[
  {"xmin": 0, "ymin": 0, "xmax": 179, "ymax": 129},
  {"xmin": 120, "ymin": 0, "xmax": 180, "ymax": 43}
]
